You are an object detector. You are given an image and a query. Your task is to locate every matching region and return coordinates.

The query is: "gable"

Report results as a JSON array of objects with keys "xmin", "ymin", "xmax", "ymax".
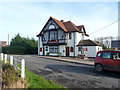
[
  {"xmin": 37, "ymin": 17, "xmax": 89, "ymax": 37},
  {"xmin": 44, "ymin": 19, "xmax": 59, "ymax": 31}
]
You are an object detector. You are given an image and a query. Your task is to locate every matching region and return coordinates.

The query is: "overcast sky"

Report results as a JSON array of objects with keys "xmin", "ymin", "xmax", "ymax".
[{"xmin": 0, "ymin": 0, "xmax": 119, "ymax": 44}]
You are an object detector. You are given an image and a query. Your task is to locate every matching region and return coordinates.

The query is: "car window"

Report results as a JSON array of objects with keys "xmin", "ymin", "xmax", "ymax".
[
  {"xmin": 97, "ymin": 52, "xmax": 102, "ymax": 57},
  {"xmin": 113, "ymin": 52, "xmax": 120, "ymax": 60},
  {"xmin": 102, "ymin": 52, "xmax": 112, "ymax": 59}
]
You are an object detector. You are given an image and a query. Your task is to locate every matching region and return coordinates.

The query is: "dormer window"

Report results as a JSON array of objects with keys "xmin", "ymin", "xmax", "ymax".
[{"xmin": 49, "ymin": 25, "xmax": 55, "ymax": 29}]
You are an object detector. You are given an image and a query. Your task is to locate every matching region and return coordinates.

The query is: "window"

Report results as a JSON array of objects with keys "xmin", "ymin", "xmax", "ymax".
[
  {"xmin": 102, "ymin": 52, "xmax": 112, "ymax": 59},
  {"xmin": 70, "ymin": 47, "xmax": 73, "ymax": 52},
  {"xmin": 40, "ymin": 48, "xmax": 42, "ymax": 52},
  {"xmin": 49, "ymin": 46, "xmax": 59, "ymax": 53},
  {"xmin": 78, "ymin": 47, "xmax": 82, "ymax": 51},
  {"xmin": 113, "ymin": 52, "xmax": 120, "ymax": 60},
  {"xmin": 46, "ymin": 47, "xmax": 48, "ymax": 51},
  {"xmin": 50, "ymin": 31, "xmax": 57, "ymax": 40},
  {"xmin": 69, "ymin": 33, "xmax": 71, "ymax": 39},
  {"xmin": 97, "ymin": 52, "xmax": 102, "ymax": 57},
  {"xmin": 49, "ymin": 25, "xmax": 55, "ymax": 29}
]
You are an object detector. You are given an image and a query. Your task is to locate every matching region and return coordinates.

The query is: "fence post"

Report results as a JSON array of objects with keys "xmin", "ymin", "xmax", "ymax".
[
  {"xmin": 5, "ymin": 54, "xmax": 7, "ymax": 63},
  {"xmin": 21, "ymin": 59, "xmax": 25, "ymax": 78},
  {"xmin": 10, "ymin": 56, "xmax": 13, "ymax": 65},
  {"xmin": 1, "ymin": 53, "xmax": 3, "ymax": 60}
]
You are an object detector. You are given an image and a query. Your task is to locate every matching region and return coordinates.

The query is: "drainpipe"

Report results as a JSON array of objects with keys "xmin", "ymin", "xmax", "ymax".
[{"xmin": 74, "ymin": 32, "xmax": 75, "ymax": 57}]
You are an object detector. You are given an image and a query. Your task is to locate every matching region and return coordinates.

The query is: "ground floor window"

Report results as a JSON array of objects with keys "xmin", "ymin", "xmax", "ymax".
[{"xmin": 49, "ymin": 46, "xmax": 59, "ymax": 53}]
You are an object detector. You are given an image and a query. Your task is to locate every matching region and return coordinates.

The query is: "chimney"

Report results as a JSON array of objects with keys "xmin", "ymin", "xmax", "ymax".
[{"xmin": 60, "ymin": 20, "xmax": 64, "ymax": 22}]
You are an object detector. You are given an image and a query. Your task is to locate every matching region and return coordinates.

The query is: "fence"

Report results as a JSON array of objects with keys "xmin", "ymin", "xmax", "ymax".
[{"xmin": 0, "ymin": 53, "xmax": 25, "ymax": 79}]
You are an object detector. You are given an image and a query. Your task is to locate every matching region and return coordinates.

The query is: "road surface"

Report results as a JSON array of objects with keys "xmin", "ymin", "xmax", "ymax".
[{"xmin": 10, "ymin": 55, "xmax": 120, "ymax": 88}]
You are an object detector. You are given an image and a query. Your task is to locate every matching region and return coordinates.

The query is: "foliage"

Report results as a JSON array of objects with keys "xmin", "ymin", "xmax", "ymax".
[
  {"xmin": 57, "ymin": 52, "xmax": 61, "ymax": 57},
  {"xmin": 3, "ymin": 33, "xmax": 38, "ymax": 54},
  {"xmin": 46, "ymin": 52, "xmax": 49, "ymax": 56},
  {"xmin": 2, "ymin": 63, "xmax": 20, "ymax": 88},
  {"xmin": 2, "ymin": 46, "xmax": 26, "ymax": 54},
  {"xmin": 95, "ymin": 41, "xmax": 107, "ymax": 49}
]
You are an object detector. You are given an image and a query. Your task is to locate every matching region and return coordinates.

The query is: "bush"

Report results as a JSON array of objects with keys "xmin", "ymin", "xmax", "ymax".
[
  {"xmin": 2, "ymin": 63, "xmax": 20, "ymax": 88},
  {"xmin": 46, "ymin": 52, "xmax": 49, "ymax": 56},
  {"xmin": 2, "ymin": 46, "xmax": 26, "ymax": 54},
  {"xmin": 57, "ymin": 52, "xmax": 61, "ymax": 57}
]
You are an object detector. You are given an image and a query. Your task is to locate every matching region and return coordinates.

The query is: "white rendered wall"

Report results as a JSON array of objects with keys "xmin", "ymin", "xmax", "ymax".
[
  {"xmin": 60, "ymin": 45, "xmax": 66, "ymax": 56},
  {"xmin": 77, "ymin": 46, "xmax": 102, "ymax": 57}
]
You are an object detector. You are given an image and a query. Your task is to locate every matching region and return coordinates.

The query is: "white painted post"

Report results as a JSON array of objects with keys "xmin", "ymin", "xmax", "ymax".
[
  {"xmin": 21, "ymin": 59, "xmax": 25, "ymax": 78},
  {"xmin": 5, "ymin": 54, "xmax": 7, "ymax": 63},
  {"xmin": 1, "ymin": 53, "xmax": 3, "ymax": 60},
  {"xmin": 10, "ymin": 56, "xmax": 13, "ymax": 65}
]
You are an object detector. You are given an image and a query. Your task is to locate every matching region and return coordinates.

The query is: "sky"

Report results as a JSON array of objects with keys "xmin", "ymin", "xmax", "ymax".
[{"xmin": 0, "ymin": 0, "xmax": 119, "ymax": 44}]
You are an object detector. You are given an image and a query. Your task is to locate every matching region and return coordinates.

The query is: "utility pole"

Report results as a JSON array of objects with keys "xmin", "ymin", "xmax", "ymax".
[{"xmin": 8, "ymin": 34, "xmax": 9, "ymax": 45}]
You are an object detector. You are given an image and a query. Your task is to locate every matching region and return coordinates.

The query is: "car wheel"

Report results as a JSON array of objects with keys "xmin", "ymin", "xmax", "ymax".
[{"xmin": 95, "ymin": 64, "xmax": 103, "ymax": 72}]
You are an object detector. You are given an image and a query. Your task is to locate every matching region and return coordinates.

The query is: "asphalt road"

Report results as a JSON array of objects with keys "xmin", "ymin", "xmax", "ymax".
[{"xmin": 10, "ymin": 55, "xmax": 120, "ymax": 88}]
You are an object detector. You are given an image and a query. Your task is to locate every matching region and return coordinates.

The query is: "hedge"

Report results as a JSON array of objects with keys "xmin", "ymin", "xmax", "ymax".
[{"xmin": 2, "ymin": 46, "xmax": 26, "ymax": 54}]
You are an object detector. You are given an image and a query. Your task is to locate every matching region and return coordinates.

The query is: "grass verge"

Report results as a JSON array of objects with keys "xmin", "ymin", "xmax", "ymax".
[{"xmin": 8, "ymin": 60, "xmax": 67, "ymax": 89}]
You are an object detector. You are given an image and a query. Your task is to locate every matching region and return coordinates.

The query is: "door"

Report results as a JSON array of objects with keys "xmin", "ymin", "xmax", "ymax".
[
  {"xmin": 102, "ymin": 52, "xmax": 118, "ymax": 71},
  {"xmin": 112, "ymin": 52, "xmax": 120, "ymax": 71},
  {"xmin": 43, "ymin": 47, "xmax": 45, "ymax": 56},
  {"xmin": 66, "ymin": 47, "xmax": 69, "ymax": 56}
]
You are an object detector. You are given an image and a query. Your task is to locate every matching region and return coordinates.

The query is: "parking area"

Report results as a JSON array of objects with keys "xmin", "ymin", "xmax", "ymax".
[{"xmin": 8, "ymin": 55, "xmax": 120, "ymax": 88}]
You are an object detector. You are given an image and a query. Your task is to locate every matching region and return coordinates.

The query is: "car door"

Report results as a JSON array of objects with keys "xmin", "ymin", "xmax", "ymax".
[
  {"xmin": 102, "ymin": 52, "xmax": 115, "ymax": 70},
  {"xmin": 113, "ymin": 52, "xmax": 120, "ymax": 71}
]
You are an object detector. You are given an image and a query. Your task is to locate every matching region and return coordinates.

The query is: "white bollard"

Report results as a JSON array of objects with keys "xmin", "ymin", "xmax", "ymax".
[
  {"xmin": 5, "ymin": 54, "xmax": 7, "ymax": 63},
  {"xmin": 21, "ymin": 59, "xmax": 25, "ymax": 78},
  {"xmin": 10, "ymin": 56, "xmax": 13, "ymax": 65},
  {"xmin": 1, "ymin": 53, "xmax": 3, "ymax": 60}
]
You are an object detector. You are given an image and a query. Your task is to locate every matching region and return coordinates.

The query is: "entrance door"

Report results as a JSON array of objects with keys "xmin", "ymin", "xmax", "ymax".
[
  {"xmin": 66, "ymin": 47, "xmax": 69, "ymax": 56},
  {"xmin": 43, "ymin": 47, "xmax": 45, "ymax": 56}
]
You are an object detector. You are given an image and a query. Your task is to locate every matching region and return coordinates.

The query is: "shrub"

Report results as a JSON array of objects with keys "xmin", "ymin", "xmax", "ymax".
[
  {"xmin": 2, "ymin": 63, "xmax": 20, "ymax": 88},
  {"xmin": 57, "ymin": 52, "xmax": 61, "ymax": 57},
  {"xmin": 2, "ymin": 46, "xmax": 26, "ymax": 54},
  {"xmin": 46, "ymin": 52, "xmax": 49, "ymax": 56}
]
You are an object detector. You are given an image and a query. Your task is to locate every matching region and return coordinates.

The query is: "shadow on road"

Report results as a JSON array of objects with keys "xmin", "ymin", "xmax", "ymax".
[{"xmin": 46, "ymin": 64, "xmax": 120, "ymax": 79}]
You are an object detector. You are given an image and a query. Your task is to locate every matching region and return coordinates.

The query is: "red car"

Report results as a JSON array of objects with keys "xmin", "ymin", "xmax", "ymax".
[{"xmin": 94, "ymin": 50, "xmax": 120, "ymax": 72}]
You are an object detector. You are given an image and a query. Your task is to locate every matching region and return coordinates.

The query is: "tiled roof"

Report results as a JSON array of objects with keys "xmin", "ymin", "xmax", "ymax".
[
  {"xmin": 37, "ymin": 16, "xmax": 89, "ymax": 36},
  {"xmin": 77, "ymin": 39, "xmax": 100, "ymax": 46},
  {"xmin": 51, "ymin": 17, "xmax": 88, "ymax": 34}
]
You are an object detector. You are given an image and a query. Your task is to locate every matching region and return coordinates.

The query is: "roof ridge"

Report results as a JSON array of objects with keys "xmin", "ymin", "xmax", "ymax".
[{"xmin": 69, "ymin": 21, "xmax": 80, "ymax": 32}]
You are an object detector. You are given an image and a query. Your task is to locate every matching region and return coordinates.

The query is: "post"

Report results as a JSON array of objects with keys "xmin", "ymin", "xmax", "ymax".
[
  {"xmin": 5, "ymin": 54, "xmax": 7, "ymax": 63},
  {"xmin": 21, "ymin": 59, "xmax": 25, "ymax": 78},
  {"xmin": 1, "ymin": 53, "xmax": 3, "ymax": 60},
  {"xmin": 10, "ymin": 56, "xmax": 13, "ymax": 65}
]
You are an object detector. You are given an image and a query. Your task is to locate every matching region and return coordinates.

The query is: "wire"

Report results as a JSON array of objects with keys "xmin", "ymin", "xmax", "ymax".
[{"xmin": 89, "ymin": 19, "xmax": 119, "ymax": 35}]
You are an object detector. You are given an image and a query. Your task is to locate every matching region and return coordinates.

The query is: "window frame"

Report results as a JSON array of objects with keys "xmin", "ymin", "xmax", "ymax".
[{"xmin": 49, "ymin": 46, "xmax": 59, "ymax": 53}]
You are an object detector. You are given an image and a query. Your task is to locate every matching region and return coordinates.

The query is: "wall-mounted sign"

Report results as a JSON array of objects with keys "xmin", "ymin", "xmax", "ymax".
[{"xmin": 47, "ymin": 41, "xmax": 59, "ymax": 44}]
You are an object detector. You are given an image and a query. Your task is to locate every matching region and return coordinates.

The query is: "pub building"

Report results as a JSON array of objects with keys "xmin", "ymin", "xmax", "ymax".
[{"xmin": 37, "ymin": 17, "xmax": 102, "ymax": 57}]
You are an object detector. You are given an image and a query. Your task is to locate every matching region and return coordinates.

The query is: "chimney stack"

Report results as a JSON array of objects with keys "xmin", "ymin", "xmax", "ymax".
[{"xmin": 60, "ymin": 20, "xmax": 64, "ymax": 22}]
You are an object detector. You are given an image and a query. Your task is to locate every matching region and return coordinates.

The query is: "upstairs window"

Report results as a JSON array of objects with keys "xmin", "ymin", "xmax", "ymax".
[
  {"xmin": 49, "ymin": 25, "xmax": 55, "ymax": 29},
  {"xmin": 50, "ymin": 31, "xmax": 57, "ymax": 40},
  {"xmin": 69, "ymin": 33, "xmax": 71, "ymax": 39}
]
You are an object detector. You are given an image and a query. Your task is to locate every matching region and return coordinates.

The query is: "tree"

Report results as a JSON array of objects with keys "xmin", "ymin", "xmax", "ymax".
[{"xmin": 9, "ymin": 33, "xmax": 38, "ymax": 54}]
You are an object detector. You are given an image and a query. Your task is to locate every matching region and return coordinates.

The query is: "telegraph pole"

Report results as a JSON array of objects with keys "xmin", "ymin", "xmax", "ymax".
[{"xmin": 8, "ymin": 34, "xmax": 9, "ymax": 45}]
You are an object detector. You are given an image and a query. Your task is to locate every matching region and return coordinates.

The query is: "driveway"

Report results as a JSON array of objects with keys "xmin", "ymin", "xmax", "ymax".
[{"xmin": 10, "ymin": 55, "xmax": 120, "ymax": 88}]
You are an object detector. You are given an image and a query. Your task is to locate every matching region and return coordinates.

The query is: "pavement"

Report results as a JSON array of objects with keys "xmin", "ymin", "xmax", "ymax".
[{"xmin": 36, "ymin": 55, "xmax": 94, "ymax": 65}]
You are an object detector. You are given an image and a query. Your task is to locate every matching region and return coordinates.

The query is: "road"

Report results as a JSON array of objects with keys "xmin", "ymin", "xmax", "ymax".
[{"xmin": 11, "ymin": 55, "xmax": 120, "ymax": 88}]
